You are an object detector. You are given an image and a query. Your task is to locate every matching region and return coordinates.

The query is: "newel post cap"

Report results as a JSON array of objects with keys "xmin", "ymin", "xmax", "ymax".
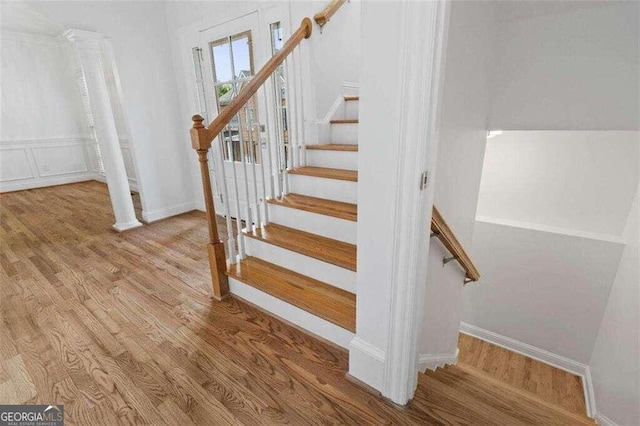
[{"xmin": 190, "ymin": 115, "xmax": 211, "ymax": 150}]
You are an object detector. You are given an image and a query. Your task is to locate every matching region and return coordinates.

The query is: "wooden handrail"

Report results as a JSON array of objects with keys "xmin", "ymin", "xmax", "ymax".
[
  {"xmin": 196, "ymin": 18, "xmax": 312, "ymax": 148},
  {"xmin": 314, "ymin": 0, "xmax": 347, "ymax": 27},
  {"xmin": 431, "ymin": 206, "xmax": 481, "ymax": 282}
]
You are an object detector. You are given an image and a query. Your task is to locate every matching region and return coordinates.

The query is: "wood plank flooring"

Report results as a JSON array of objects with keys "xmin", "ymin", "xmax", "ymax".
[
  {"xmin": 1, "ymin": 181, "xmax": 590, "ymax": 425},
  {"xmin": 458, "ymin": 333, "xmax": 588, "ymax": 416}
]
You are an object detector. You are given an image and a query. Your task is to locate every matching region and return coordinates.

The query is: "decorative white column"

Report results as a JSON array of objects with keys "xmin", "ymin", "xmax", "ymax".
[{"xmin": 64, "ymin": 29, "xmax": 142, "ymax": 232}]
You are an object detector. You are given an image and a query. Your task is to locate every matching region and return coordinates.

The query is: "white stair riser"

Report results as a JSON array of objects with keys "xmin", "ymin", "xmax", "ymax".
[
  {"xmin": 345, "ymin": 101, "xmax": 359, "ymax": 120},
  {"xmin": 288, "ymin": 174, "xmax": 357, "ymax": 204},
  {"xmin": 331, "ymin": 123, "xmax": 358, "ymax": 144},
  {"xmin": 245, "ymin": 237, "xmax": 356, "ymax": 294},
  {"xmin": 268, "ymin": 203, "xmax": 357, "ymax": 245},
  {"xmin": 228, "ymin": 277, "xmax": 354, "ymax": 348},
  {"xmin": 306, "ymin": 150, "xmax": 358, "ymax": 170}
]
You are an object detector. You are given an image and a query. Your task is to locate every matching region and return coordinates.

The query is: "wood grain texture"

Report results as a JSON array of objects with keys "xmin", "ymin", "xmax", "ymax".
[
  {"xmin": 305, "ymin": 144, "xmax": 358, "ymax": 152},
  {"xmin": 243, "ymin": 223, "xmax": 356, "ymax": 271},
  {"xmin": 0, "ymin": 182, "xmax": 591, "ymax": 425},
  {"xmin": 314, "ymin": 0, "xmax": 347, "ymax": 26},
  {"xmin": 289, "ymin": 166, "xmax": 358, "ymax": 182},
  {"xmin": 226, "ymin": 256, "xmax": 356, "ymax": 331},
  {"xmin": 267, "ymin": 193, "xmax": 357, "ymax": 221},
  {"xmin": 420, "ymin": 365, "xmax": 594, "ymax": 425},
  {"xmin": 457, "ymin": 333, "xmax": 589, "ymax": 417},
  {"xmin": 330, "ymin": 119, "xmax": 358, "ymax": 124},
  {"xmin": 431, "ymin": 205, "xmax": 480, "ymax": 281}
]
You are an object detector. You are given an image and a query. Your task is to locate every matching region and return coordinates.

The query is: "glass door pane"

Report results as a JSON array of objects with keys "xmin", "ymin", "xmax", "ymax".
[{"xmin": 209, "ymin": 30, "xmax": 259, "ymax": 163}]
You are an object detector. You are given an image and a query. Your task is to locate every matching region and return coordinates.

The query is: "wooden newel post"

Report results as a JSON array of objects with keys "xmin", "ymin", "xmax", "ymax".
[{"xmin": 190, "ymin": 115, "xmax": 229, "ymax": 301}]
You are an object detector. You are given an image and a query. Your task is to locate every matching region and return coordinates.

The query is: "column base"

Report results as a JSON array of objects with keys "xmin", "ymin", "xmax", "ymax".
[{"xmin": 112, "ymin": 220, "xmax": 144, "ymax": 233}]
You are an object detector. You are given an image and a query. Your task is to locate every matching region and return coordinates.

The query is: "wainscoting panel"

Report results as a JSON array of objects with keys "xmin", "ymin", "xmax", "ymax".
[
  {"xmin": 0, "ymin": 137, "xmax": 94, "ymax": 192},
  {"xmin": 31, "ymin": 143, "xmax": 88, "ymax": 177},
  {"xmin": 0, "ymin": 147, "xmax": 34, "ymax": 182}
]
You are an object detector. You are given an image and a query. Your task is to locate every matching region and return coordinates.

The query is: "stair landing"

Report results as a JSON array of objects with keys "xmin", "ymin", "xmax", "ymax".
[{"xmin": 420, "ymin": 364, "xmax": 594, "ymax": 425}]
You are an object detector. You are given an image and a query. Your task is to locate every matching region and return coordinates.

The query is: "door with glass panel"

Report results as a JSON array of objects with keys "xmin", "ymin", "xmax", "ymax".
[{"xmin": 198, "ymin": 15, "xmax": 267, "ymax": 231}]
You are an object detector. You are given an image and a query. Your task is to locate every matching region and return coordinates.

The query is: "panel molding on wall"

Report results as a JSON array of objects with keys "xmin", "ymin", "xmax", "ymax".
[{"xmin": 1, "ymin": 136, "xmax": 96, "ymax": 192}]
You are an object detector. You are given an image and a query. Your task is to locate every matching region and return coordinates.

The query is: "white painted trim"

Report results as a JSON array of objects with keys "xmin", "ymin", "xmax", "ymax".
[
  {"xmin": 228, "ymin": 277, "xmax": 354, "ymax": 348},
  {"xmin": 381, "ymin": 0, "xmax": 450, "ymax": 405},
  {"xmin": 0, "ymin": 136, "xmax": 93, "ymax": 145},
  {"xmin": 349, "ymin": 337, "xmax": 385, "ymax": 390},
  {"xmin": 418, "ymin": 348, "xmax": 459, "ymax": 372},
  {"xmin": 460, "ymin": 322, "xmax": 596, "ymax": 418},
  {"xmin": 112, "ymin": 220, "xmax": 143, "ymax": 233},
  {"xmin": 0, "ymin": 30, "xmax": 65, "ymax": 47},
  {"xmin": 317, "ymin": 96, "xmax": 344, "ymax": 124},
  {"xmin": 475, "ymin": 216, "xmax": 625, "ymax": 244},
  {"xmin": 0, "ymin": 173, "xmax": 95, "ymax": 193},
  {"xmin": 141, "ymin": 202, "xmax": 197, "ymax": 223},
  {"xmin": 595, "ymin": 411, "xmax": 618, "ymax": 426},
  {"xmin": 341, "ymin": 81, "xmax": 360, "ymax": 96}
]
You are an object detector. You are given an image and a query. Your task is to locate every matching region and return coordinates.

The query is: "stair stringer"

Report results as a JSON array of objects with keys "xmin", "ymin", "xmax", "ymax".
[{"xmin": 418, "ymin": 348, "xmax": 460, "ymax": 372}]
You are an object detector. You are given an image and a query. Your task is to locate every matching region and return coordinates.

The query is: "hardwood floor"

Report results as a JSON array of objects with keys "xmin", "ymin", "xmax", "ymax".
[
  {"xmin": 1, "ymin": 181, "xmax": 590, "ymax": 425},
  {"xmin": 458, "ymin": 333, "xmax": 588, "ymax": 416}
]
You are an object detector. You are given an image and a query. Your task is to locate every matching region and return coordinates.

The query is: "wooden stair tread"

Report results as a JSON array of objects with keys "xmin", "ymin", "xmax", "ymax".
[
  {"xmin": 344, "ymin": 96, "xmax": 359, "ymax": 102},
  {"xmin": 243, "ymin": 223, "xmax": 356, "ymax": 271},
  {"xmin": 330, "ymin": 119, "xmax": 358, "ymax": 124},
  {"xmin": 267, "ymin": 193, "xmax": 357, "ymax": 221},
  {"xmin": 226, "ymin": 256, "xmax": 356, "ymax": 331},
  {"xmin": 289, "ymin": 166, "xmax": 357, "ymax": 182},
  {"xmin": 306, "ymin": 144, "xmax": 358, "ymax": 152},
  {"xmin": 421, "ymin": 364, "xmax": 594, "ymax": 425}
]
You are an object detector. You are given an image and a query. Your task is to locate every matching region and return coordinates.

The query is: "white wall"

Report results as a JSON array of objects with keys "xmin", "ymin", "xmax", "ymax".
[
  {"xmin": 477, "ymin": 131, "xmax": 639, "ymax": 236},
  {"xmin": 0, "ymin": 29, "xmax": 95, "ymax": 192},
  {"xmin": 464, "ymin": 129, "xmax": 639, "ymax": 368},
  {"xmin": 28, "ymin": 1, "xmax": 195, "ymax": 221},
  {"xmin": 590, "ymin": 186, "xmax": 639, "ymax": 425},
  {"xmin": 418, "ymin": 1, "xmax": 495, "ymax": 365},
  {"xmin": 464, "ymin": 219, "xmax": 625, "ymax": 364},
  {"xmin": 489, "ymin": 1, "xmax": 639, "ymax": 130}
]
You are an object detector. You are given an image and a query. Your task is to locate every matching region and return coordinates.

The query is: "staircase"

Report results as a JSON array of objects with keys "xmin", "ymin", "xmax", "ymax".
[
  {"xmin": 225, "ymin": 95, "xmax": 360, "ymax": 344},
  {"xmin": 421, "ymin": 363, "xmax": 595, "ymax": 425}
]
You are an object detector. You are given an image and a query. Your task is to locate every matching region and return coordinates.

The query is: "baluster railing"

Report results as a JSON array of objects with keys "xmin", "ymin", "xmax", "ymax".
[
  {"xmin": 192, "ymin": 0, "xmax": 350, "ymax": 299},
  {"xmin": 190, "ymin": 18, "xmax": 313, "ymax": 299}
]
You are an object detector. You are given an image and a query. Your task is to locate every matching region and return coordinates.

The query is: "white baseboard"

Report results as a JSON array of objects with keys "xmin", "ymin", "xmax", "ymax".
[
  {"xmin": 0, "ymin": 172, "xmax": 95, "ymax": 193},
  {"xmin": 348, "ymin": 337, "xmax": 385, "ymax": 392},
  {"xmin": 595, "ymin": 412, "xmax": 618, "ymax": 426},
  {"xmin": 418, "ymin": 348, "xmax": 459, "ymax": 372},
  {"xmin": 92, "ymin": 174, "xmax": 138, "ymax": 193},
  {"xmin": 460, "ymin": 322, "xmax": 596, "ymax": 418},
  {"xmin": 141, "ymin": 201, "xmax": 196, "ymax": 223},
  {"xmin": 228, "ymin": 277, "xmax": 354, "ymax": 348}
]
